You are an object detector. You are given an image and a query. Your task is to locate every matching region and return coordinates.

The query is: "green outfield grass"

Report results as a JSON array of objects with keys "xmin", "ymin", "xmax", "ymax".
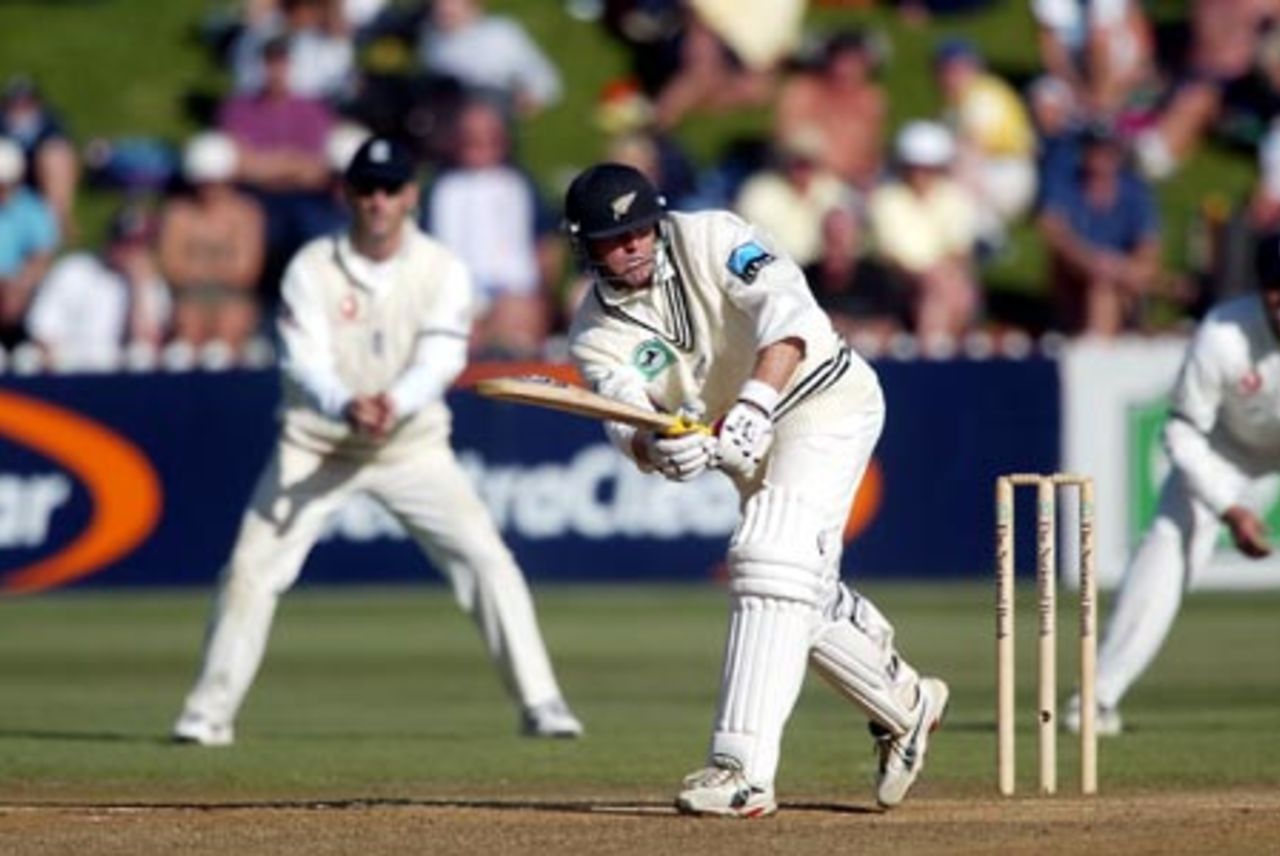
[{"xmin": 1, "ymin": 583, "xmax": 1277, "ymax": 806}]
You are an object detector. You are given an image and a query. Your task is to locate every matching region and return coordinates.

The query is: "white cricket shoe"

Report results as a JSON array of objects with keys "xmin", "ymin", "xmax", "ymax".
[
  {"xmin": 520, "ymin": 698, "xmax": 584, "ymax": 738},
  {"xmin": 872, "ymin": 676, "xmax": 949, "ymax": 809},
  {"xmin": 1062, "ymin": 693, "xmax": 1123, "ymax": 736},
  {"xmin": 171, "ymin": 712, "xmax": 234, "ymax": 747},
  {"xmin": 675, "ymin": 755, "xmax": 777, "ymax": 818}
]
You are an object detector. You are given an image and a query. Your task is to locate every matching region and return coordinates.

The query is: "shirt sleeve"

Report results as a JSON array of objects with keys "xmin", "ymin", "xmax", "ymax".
[
  {"xmin": 502, "ymin": 19, "xmax": 562, "ymax": 107},
  {"xmin": 277, "ymin": 254, "xmax": 354, "ymax": 421},
  {"xmin": 387, "ymin": 258, "xmax": 474, "ymax": 418},
  {"xmin": 1161, "ymin": 323, "xmax": 1240, "ymax": 515},
  {"xmin": 25, "ymin": 257, "xmax": 74, "ymax": 346},
  {"xmin": 716, "ymin": 213, "xmax": 833, "ymax": 353}
]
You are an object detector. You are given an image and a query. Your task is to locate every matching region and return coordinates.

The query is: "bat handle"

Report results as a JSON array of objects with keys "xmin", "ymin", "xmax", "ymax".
[{"xmin": 663, "ymin": 416, "xmax": 712, "ymax": 437}]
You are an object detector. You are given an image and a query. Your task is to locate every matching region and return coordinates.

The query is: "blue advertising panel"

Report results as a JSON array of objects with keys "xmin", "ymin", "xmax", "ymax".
[{"xmin": 0, "ymin": 359, "xmax": 1058, "ymax": 592}]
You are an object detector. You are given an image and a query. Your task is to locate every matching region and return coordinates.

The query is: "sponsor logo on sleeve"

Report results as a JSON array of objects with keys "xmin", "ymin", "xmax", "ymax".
[{"xmin": 726, "ymin": 241, "xmax": 775, "ymax": 284}]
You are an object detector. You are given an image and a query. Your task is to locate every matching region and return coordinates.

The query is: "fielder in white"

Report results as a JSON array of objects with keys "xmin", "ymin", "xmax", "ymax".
[
  {"xmin": 563, "ymin": 163, "xmax": 949, "ymax": 817},
  {"xmin": 172, "ymin": 137, "xmax": 582, "ymax": 746},
  {"xmin": 1067, "ymin": 238, "xmax": 1280, "ymax": 736}
]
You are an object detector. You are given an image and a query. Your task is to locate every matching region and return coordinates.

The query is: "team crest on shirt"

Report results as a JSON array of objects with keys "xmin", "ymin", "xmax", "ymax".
[
  {"xmin": 1238, "ymin": 369, "xmax": 1263, "ymax": 396},
  {"xmin": 632, "ymin": 338, "xmax": 676, "ymax": 380},
  {"xmin": 726, "ymin": 241, "xmax": 775, "ymax": 284}
]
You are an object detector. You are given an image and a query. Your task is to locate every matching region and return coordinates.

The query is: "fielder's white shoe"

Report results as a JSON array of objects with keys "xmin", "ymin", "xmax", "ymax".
[
  {"xmin": 171, "ymin": 712, "xmax": 234, "ymax": 747},
  {"xmin": 872, "ymin": 676, "xmax": 949, "ymax": 809},
  {"xmin": 520, "ymin": 698, "xmax": 584, "ymax": 738},
  {"xmin": 1062, "ymin": 693, "xmax": 1123, "ymax": 736},
  {"xmin": 675, "ymin": 755, "xmax": 777, "ymax": 818}
]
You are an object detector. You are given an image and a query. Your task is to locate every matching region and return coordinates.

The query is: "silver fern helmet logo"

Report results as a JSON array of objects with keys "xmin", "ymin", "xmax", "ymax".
[{"xmin": 611, "ymin": 191, "xmax": 637, "ymax": 221}]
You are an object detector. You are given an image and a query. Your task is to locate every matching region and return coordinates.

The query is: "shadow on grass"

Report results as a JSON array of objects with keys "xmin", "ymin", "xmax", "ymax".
[
  {"xmin": 0, "ymin": 729, "xmax": 169, "ymax": 744},
  {"xmin": 0, "ymin": 796, "xmax": 882, "ymax": 817}
]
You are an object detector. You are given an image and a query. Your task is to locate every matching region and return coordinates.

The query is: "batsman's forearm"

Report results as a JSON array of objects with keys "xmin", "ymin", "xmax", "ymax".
[{"xmin": 751, "ymin": 337, "xmax": 805, "ymax": 393}]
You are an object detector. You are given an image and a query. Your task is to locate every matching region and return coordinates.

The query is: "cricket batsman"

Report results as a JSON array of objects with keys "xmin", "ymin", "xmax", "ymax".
[
  {"xmin": 1066, "ymin": 234, "xmax": 1280, "ymax": 735},
  {"xmin": 172, "ymin": 137, "xmax": 582, "ymax": 746},
  {"xmin": 563, "ymin": 162, "xmax": 949, "ymax": 817}
]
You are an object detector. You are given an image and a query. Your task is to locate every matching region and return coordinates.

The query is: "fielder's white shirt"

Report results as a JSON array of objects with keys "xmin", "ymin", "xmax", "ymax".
[
  {"xmin": 1164, "ymin": 294, "xmax": 1280, "ymax": 514},
  {"xmin": 569, "ymin": 210, "xmax": 880, "ymax": 458},
  {"xmin": 277, "ymin": 224, "xmax": 473, "ymax": 456}
]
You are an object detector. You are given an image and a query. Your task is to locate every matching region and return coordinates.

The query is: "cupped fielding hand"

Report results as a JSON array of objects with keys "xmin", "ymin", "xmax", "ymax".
[
  {"xmin": 345, "ymin": 393, "xmax": 397, "ymax": 439},
  {"xmin": 1222, "ymin": 506, "xmax": 1272, "ymax": 558},
  {"xmin": 711, "ymin": 400, "xmax": 774, "ymax": 481},
  {"xmin": 642, "ymin": 430, "xmax": 716, "ymax": 482}
]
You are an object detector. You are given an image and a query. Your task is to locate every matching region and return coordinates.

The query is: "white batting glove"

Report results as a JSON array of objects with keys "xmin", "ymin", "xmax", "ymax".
[
  {"xmin": 712, "ymin": 380, "xmax": 778, "ymax": 481},
  {"xmin": 641, "ymin": 430, "xmax": 716, "ymax": 482}
]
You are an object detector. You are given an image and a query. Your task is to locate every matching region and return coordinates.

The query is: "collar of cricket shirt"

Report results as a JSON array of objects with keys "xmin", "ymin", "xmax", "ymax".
[
  {"xmin": 593, "ymin": 241, "xmax": 695, "ymax": 352},
  {"xmin": 334, "ymin": 226, "xmax": 411, "ymax": 296}
]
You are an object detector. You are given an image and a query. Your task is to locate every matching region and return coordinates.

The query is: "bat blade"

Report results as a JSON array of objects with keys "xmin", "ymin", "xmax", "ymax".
[{"xmin": 473, "ymin": 376, "xmax": 701, "ymax": 433}]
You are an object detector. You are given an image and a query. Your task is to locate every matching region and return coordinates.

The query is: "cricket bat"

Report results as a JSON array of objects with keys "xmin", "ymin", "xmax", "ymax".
[{"xmin": 473, "ymin": 376, "xmax": 708, "ymax": 435}]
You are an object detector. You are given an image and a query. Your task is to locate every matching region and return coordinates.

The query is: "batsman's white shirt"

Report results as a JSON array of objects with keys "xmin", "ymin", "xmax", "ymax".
[
  {"xmin": 570, "ymin": 210, "xmax": 881, "ymax": 442},
  {"xmin": 1095, "ymin": 293, "xmax": 1280, "ymax": 709}
]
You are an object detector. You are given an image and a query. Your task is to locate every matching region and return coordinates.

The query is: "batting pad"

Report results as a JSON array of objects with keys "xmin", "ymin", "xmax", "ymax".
[
  {"xmin": 710, "ymin": 594, "xmax": 816, "ymax": 785},
  {"xmin": 809, "ymin": 591, "xmax": 920, "ymax": 735},
  {"xmin": 728, "ymin": 486, "xmax": 831, "ymax": 605}
]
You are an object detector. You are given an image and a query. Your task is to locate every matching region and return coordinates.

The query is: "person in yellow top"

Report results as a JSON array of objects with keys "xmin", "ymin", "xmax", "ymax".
[
  {"xmin": 934, "ymin": 38, "xmax": 1036, "ymax": 235},
  {"xmin": 868, "ymin": 121, "xmax": 981, "ymax": 342}
]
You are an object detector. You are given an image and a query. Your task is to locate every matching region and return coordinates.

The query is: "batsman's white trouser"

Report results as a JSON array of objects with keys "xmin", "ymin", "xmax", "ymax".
[
  {"xmin": 179, "ymin": 438, "xmax": 565, "ymax": 728},
  {"xmin": 1096, "ymin": 467, "xmax": 1277, "ymax": 708},
  {"xmin": 709, "ymin": 394, "xmax": 923, "ymax": 786}
]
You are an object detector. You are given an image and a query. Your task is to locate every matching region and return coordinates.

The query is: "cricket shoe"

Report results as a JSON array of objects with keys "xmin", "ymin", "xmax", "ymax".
[
  {"xmin": 171, "ymin": 712, "xmax": 234, "ymax": 747},
  {"xmin": 872, "ymin": 676, "xmax": 949, "ymax": 808},
  {"xmin": 1062, "ymin": 693, "xmax": 1123, "ymax": 737},
  {"xmin": 675, "ymin": 755, "xmax": 777, "ymax": 818},
  {"xmin": 520, "ymin": 698, "xmax": 584, "ymax": 738}
]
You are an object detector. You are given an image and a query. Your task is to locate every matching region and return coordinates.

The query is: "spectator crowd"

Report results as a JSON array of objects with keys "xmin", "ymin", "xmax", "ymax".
[{"xmin": 4, "ymin": 0, "xmax": 1280, "ymax": 370}]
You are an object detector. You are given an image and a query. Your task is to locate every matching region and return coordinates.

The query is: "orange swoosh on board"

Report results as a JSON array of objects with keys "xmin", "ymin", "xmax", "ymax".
[
  {"xmin": 0, "ymin": 389, "xmax": 162, "ymax": 594},
  {"xmin": 844, "ymin": 458, "xmax": 883, "ymax": 542}
]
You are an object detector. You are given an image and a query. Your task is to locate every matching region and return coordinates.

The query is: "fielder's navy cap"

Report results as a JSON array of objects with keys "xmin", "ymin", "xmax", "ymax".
[
  {"xmin": 934, "ymin": 36, "xmax": 980, "ymax": 66},
  {"xmin": 345, "ymin": 137, "xmax": 415, "ymax": 187}
]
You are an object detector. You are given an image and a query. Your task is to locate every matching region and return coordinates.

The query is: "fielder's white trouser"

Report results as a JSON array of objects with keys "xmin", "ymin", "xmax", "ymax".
[
  {"xmin": 179, "ymin": 437, "xmax": 565, "ymax": 728},
  {"xmin": 1096, "ymin": 467, "xmax": 1277, "ymax": 708},
  {"xmin": 709, "ymin": 397, "xmax": 923, "ymax": 786}
]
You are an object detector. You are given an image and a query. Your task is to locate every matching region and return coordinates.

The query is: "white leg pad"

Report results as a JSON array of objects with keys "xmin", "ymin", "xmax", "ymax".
[
  {"xmin": 710, "ymin": 594, "xmax": 817, "ymax": 785},
  {"xmin": 810, "ymin": 587, "xmax": 920, "ymax": 735}
]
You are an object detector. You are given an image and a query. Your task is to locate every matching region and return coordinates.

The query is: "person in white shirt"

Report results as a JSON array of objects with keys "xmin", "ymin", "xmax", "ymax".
[
  {"xmin": 1066, "ymin": 235, "xmax": 1280, "ymax": 736},
  {"xmin": 172, "ymin": 137, "xmax": 582, "ymax": 747},
  {"xmin": 417, "ymin": 0, "xmax": 562, "ymax": 116},
  {"xmin": 564, "ymin": 163, "xmax": 949, "ymax": 818},
  {"xmin": 27, "ymin": 204, "xmax": 170, "ymax": 370}
]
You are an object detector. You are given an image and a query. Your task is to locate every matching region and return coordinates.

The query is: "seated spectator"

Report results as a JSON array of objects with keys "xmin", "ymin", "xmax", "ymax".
[
  {"xmin": 1028, "ymin": 74, "xmax": 1084, "ymax": 201},
  {"xmin": 596, "ymin": 78, "xmax": 700, "ymax": 209},
  {"xmin": 774, "ymin": 29, "xmax": 886, "ymax": 190},
  {"xmin": 27, "ymin": 204, "xmax": 170, "ymax": 370},
  {"xmin": 421, "ymin": 98, "xmax": 557, "ymax": 357},
  {"xmin": 158, "ymin": 133, "xmax": 266, "ymax": 354},
  {"xmin": 1038, "ymin": 124, "xmax": 1160, "ymax": 336},
  {"xmin": 229, "ymin": 0, "xmax": 355, "ymax": 102},
  {"xmin": 1, "ymin": 76, "xmax": 79, "ymax": 238},
  {"xmin": 802, "ymin": 206, "xmax": 905, "ymax": 347},
  {"xmin": 734, "ymin": 129, "xmax": 855, "ymax": 267},
  {"xmin": 417, "ymin": 0, "xmax": 562, "ymax": 117},
  {"xmin": 1032, "ymin": 0, "xmax": 1154, "ymax": 118},
  {"xmin": 933, "ymin": 38, "xmax": 1036, "ymax": 242},
  {"xmin": 868, "ymin": 121, "xmax": 981, "ymax": 341},
  {"xmin": 1136, "ymin": 0, "xmax": 1275, "ymax": 179},
  {"xmin": 652, "ymin": 1, "xmax": 785, "ymax": 129},
  {"xmin": 0, "ymin": 136, "xmax": 58, "ymax": 349},
  {"xmin": 220, "ymin": 33, "xmax": 335, "ymax": 292}
]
